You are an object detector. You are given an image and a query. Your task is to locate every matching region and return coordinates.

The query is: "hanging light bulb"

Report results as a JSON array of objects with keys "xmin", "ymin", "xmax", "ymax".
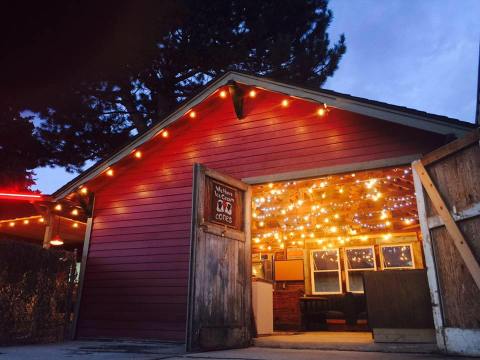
[
  {"xmin": 249, "ymin": 89, "xmax": 257, "ymax": 98},
  {"xmin": 106, "ymin": 169, "xmax": 114, "ymax": 177},
  {"xmin": 23, "ymin": 219, "xmax": 29, "ymax": 225},
  {"xmin": 9, "ymin": 221, "xmax": 15, "ymax": 227},
  {"xmin": 54, "ymin": 204, "xmax": 62, "ymax": 211},
  {"xmin": 50, "ymin": 234, "xmax": 64, "ymax": 246},
  {"xmin": 80, "ymin": 187, "xmax": 88, "ymax": 195},
  {"xmin": 134, "ymin": 150, "xmax": 142, "ymax": 159},
  {"xmin": 72, "ymin": 222, "xmax": 79, "ymax": 228},
  {"xmin": 317, "ymin": 107, "xmax": 326, "ymax": 116},
  {"xmin": 281, "ymin": 99, "xmax": 289, "ymax": 107},
  {"xmin": 71, "ymin": 208, "xmax": 79, "ymax": 216},
  {"xmin": 38, "ymin": 217, "xmax": 45, "ymax": 223},
  {"xmin": 219, "ymin": 90, "xmax": 227, "ymax": 98},
  {"xmin": 162, "ymin": 130, "xmax": 169, "ymax": 138},
  {"xmin": 189, "ymin": 111, "xmax": 197, "ymax": 119}
]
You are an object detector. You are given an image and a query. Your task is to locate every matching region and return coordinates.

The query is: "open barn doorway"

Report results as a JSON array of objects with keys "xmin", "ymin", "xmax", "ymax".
[{"xmin": 250, "ymin": 164, "xmax": 435, "ymax": 346}]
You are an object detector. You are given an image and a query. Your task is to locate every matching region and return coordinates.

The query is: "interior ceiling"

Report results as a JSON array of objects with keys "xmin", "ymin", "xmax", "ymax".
[{"xmin": 251, "ymin": 165, "xmax": 419, "ymax": 252}]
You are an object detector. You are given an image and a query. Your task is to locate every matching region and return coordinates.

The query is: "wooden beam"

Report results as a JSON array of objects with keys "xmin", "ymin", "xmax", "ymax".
[
  {"xmin": 243, "ymin": 154, "xmax": 421, "ymax": 184},
  {"xmin": 427, "ymin": 202, "xmax": 480, "ymax": 229},
  {"xmin": 412, "ymin": 160, "xmax": 480, "ymax": 290},
  {"xmin": 412, "ymin": 164, "xmax": 446, "ymax": 350},
  {"xmin": 227, "ymin": 80, "xmax": 245, "ymax": 119},
  {"xmin": 42, "ymin": 210, "xmax": 53, "ymax": 249},
  {"xmin": 421, "ymin": 128, "xmax": 480, "ymax": 166},
  {"xmin": 72, "ymin": 194, "xmax": 95, "ymax": 339}
]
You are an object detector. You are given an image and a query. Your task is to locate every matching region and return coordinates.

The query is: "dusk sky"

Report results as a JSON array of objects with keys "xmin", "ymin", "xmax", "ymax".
[{"xmin": 33, "ymin": 0, "xmax": 480, "ymax": 194}]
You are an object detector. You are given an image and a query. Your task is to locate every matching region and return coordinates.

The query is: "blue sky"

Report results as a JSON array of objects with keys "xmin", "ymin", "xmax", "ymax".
[{"xmin": 33, "ymin": 0, "xmax": 480, "ymax": 194}]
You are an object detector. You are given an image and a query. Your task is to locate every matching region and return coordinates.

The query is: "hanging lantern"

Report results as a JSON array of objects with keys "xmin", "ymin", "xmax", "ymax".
[{"xmin": 50, "ymin": 234, "xmax": 64, "ymax": 246}]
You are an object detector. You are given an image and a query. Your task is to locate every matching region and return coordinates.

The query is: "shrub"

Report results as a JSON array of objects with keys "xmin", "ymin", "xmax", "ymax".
[{"xmin": 0, "ymin": 239, "xmax": 77, "ymax": 345}]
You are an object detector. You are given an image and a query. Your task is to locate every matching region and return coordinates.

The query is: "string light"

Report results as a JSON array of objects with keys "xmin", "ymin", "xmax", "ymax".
[
  {"xmin": 39, "ymin": 217, "xmax": 45, "ymax": 223},
  {"xmin": 72, "ymin": 222, "xmax": 79, "ymax": 228},
  {"xmin": 249, "ymin": 89, "xmax": 257, "ymax": 98},
  {"xmin": 189, "ymin": 111, "xmax": 196, "ymax": 119},
  {"xmin": 106, "ymin": 169, "xmax": 114, "ymax": 177},
  {"xmin": 54, "ymin": 204, "xmax": 62, "ymax": 211},
  {"xmin": 281, "ymin": 99, "xmax": 289, "ymax": 107},
  {"xmin": 317, "ymin": 108, "xmax": 326, "ymax": 116},
  {"xmin": 9, "ymin": 222, "xmax": 15, "ymax": 227},
  {"xmin": 23, "ymin": 219, "xmax": 29, "ymax": 225},
  {"xmin": 80, "ymin": 187, "xmax": 88, "ymax": 195},
  {"xmin": 219, "ymin": 90, "xmax": 227, "ymax": 98},
  {"xmin": 134, "ymin": 150, "xmax": 142, "ymax": 159},
  {"xmin": 162, "ymin": 130, "xmax": 169, "ymax": 138},
  {"xmin": 71, "ymin": 208, "xmax": 79, "ymax": 216}
]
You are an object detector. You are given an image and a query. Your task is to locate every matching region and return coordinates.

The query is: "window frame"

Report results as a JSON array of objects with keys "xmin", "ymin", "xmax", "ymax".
[
  {"xmin": 310, "ymin": 248, "xmax": 342, "ymax": 295},
  {"xmin": 380, "ymin": 243, "xmax": 415, "ymax": 270},
  {"xmin": 343, "ymin": 245, "xmax": 377, "ymax": 293}
]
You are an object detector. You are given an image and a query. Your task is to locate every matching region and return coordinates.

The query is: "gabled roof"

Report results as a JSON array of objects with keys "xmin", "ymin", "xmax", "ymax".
[{"xmin": 53, "ymin": 71, "xmax": 475, "ymax": 200}]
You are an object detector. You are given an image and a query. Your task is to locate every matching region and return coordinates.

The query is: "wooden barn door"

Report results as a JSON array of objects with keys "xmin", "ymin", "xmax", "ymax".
[
  {"xmin": 412, "ymin": 129, "xmax": 480, "ymax": 356},
  {"xmin": 186, "ymin": 163, "xmax": 252, "ymax": 352}
]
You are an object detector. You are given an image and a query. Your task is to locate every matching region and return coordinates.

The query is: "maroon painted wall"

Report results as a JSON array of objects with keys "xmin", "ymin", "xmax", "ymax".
[{"xmin": 76, "ymin": 89, "xmax": 445, "ymax": 340}]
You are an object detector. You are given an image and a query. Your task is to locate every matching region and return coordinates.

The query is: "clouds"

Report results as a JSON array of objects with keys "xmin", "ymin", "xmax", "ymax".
[{"xmin": 325, "ymin": 0, "xmax": 480, "ymax": 122}]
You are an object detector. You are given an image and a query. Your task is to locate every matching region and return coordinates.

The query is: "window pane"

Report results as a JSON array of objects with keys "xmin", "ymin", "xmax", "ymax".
[
  {"xmin": 382, "ymin": 245, "xmax": 413, "ymax": 268},
  {"xmin": 313, "ymin": 272, "xmax": 341, "ymax": 293},
  {"xmin": 312, "ymin": 250, "xmax": 339, "ymax": 271},
  {"xmin": 347, "ymin": 271, "xmax": 365, "ymax": 292},
  {"xmin": 345, "ymin": 247, "xmax": 375, "ymax": 270}
]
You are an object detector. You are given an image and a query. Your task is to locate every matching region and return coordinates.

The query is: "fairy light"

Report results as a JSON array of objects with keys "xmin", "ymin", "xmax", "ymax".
[{"xmin": 251, "ymin": 166, "xmax": 418, "ymax": 253}]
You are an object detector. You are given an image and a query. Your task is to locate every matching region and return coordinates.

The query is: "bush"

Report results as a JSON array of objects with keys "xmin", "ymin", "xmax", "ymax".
[{"xmin": 0, "ymin": 239, "xmax": 77, "ymax": 345}]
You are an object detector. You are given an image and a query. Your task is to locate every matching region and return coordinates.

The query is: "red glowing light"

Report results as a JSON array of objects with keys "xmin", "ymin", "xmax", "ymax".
[{"xmin": 0, "ymin": 192, "xmax": 43, "ymax": 201}]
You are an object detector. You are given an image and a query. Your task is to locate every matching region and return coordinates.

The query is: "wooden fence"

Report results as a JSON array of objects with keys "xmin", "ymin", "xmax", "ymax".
[{"xmin": 412, "ymin": 128, "xmax": 480, "ymax": 356}]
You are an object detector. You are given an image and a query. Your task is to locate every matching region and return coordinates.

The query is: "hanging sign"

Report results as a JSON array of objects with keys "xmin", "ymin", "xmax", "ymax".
[{"xmin": 205, "ymin": 178, "xmax": 242, "ymax": 229}]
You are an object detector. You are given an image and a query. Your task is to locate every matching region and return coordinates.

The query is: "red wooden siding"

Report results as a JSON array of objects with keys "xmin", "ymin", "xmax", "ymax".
[{"xmin": 77, "ymin": 89, "xmax": 445, "ymax": 340}]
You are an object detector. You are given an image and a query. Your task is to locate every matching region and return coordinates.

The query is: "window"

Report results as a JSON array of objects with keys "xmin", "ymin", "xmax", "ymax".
[
  {"xmin": 344, "ymin": 246, "xmax": 376, "ymax": 293},
  {"xmin": 310, "ymin": 249, "xmax": 342, "ymax": 294},
  {"xmin": 380, "ymin": 244, "xmax": 415, "ymax": 269}
]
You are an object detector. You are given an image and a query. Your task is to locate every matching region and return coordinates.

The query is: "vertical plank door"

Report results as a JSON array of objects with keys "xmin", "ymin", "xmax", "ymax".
[{"xmin": 186, "ymin": 163, "xmax": 252, "ymax": 351}]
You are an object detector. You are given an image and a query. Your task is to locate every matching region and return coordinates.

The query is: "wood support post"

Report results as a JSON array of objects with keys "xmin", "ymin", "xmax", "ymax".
[
  {"xmin": 227, "ymin": 80, "xmax": 245, "ymax": 119},
  {"xmin": 42, "ymin": 210, "xmax": 54, "ymax": 249}
]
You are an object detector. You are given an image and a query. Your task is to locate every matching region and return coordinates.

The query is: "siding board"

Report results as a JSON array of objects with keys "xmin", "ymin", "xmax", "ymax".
[{"xmin": 77, "ymin": 91, "xmax": 445, "ymax": 341}]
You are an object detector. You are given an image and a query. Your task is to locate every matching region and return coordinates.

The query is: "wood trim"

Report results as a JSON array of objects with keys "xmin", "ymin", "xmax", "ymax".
[
  {"xmin": 427, "ymin": 202, "xmax": 480, "ymax": 229},
  {"xmin": 412, "ymin": 160, "xmax": 480, "ymax": 290},
  {"xmin": 42, "ymin": 210, "xmax": 53, "ymax": 249},
  {"xmin": 421, "ymin": 128, "xmax": 480, "ymax": 166},
  {"xmin": 228, "ymin": 72, "xmax": 472, "ymax": 137},
  {"xmin": 242, "ymin": 154, "xmax": 421, "ymax": 184},
  {"xmin": 412, "ymin": 165, "xmax": 446, "ymax": 350},
  {"xmin": 186, "ymin": 164, "xmax": 201, "ymax": 351},
  {"xmin": 72, "ymin": 214, "xmax": 94, "ymax": 339}
]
